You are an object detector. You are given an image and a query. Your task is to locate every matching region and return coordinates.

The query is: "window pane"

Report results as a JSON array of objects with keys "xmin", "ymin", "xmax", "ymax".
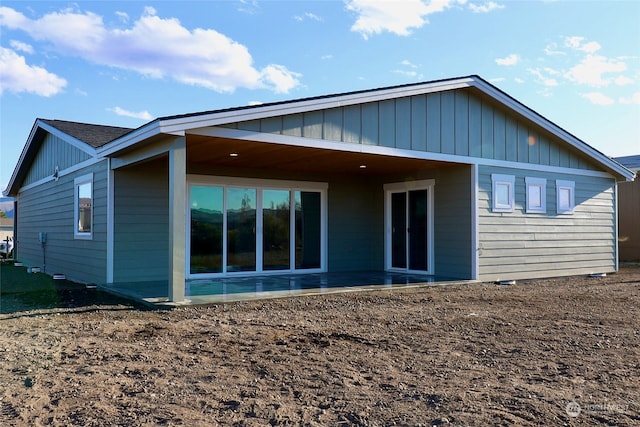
[
  {"xmin": 190, "ymin": 186, "xmax": 223, "ymax": 274},
  {"xmin": 528, "ymin": 185, "xmax": 542, "ymax": 208},
  {"xmin": 391, "ymin": 192, "xmax": 407, "ymax": 269},
  {"xmin": 409, "ymin": 189, "xmax": 428, "ymax": 271},
  {"xmin": 263, "ymin": 190, "xmax": 290, "ymax": 270},
  {"xmin": 77, "ymin": 182, "xmax": 92, "ymax": 232},
  {"xmin": 227, "ymin": 188, "xmax": 256, "ymax": 272},
  {"xmin": 495, "ymin": 183, "xmax": 510, "ymax": 206},
  {"xmin": 559, "ymin": 188, "xmax": 571, "ymax": 209},
  {"xmin": 295, "ymin": 191, "xmax": 321, "ymax": 269}
]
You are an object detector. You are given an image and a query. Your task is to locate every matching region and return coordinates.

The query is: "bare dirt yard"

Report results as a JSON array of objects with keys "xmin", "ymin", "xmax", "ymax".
[{"xmin": 1, "ymin": 265, "xmax": 639, "ymax": 426}]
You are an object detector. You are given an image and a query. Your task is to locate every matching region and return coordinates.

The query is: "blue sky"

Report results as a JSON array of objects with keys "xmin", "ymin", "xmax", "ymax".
[{"xmin": 1, "ymin": 1, "xmax": 639, "ymax": 191}]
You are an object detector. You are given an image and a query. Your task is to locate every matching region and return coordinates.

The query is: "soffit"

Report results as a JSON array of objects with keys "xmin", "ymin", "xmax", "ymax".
[{"xmin": 186, "ymin": 135, "xmax": 450, "ymax": 175}]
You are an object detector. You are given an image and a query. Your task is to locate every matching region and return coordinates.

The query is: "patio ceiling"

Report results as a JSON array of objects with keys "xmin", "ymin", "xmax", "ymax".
[{"xmin": 186, "ymin": 134, "xmax": 454, "ymax": 176}]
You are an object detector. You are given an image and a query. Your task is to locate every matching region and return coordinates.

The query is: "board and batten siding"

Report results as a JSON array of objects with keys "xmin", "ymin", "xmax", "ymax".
[
  {"xmin": 477, "ymin": 165, "xmax": 616, "ymax": 281},
  {"xmin": 225, "ymin": 89, "xmax": 598, "ymax": 172},
  {"xmin": 113, "ymin": 156, "xmax": 169, "ymax": 284},
  {"xmin": 15, "ymin": 161, "xmax": 109, "ymax": 284},
  {"xmin": 23, "ymin": 133, "xmax": 92, "ymax": 186}
]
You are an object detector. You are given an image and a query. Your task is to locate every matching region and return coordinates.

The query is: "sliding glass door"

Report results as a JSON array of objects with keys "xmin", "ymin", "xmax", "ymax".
[
  {"xmin": 385, "ymin": 180, "xmax": 434, "ymax": 274},
  {"xmin": 189, "ymin": 178, "xmax": 326, "ymax": 277}
]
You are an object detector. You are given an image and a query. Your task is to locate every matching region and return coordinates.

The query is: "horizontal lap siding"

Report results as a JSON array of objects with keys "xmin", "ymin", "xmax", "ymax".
[
  {"xmin": 433, "ymin": 165, "xmax": 473, "ymax": 279},
  {"xmin": 113, "ymin": 157, "xmax": 169, "ymax": 283},
  {"xmin": 477, "ymin": 166, "xmax": 616, "ymax": 281},
  {"xmin": 16, "ymin": 161, "xmax": 108, "ymax": 284},
  {"xmin": 328, "ymin": 176, "xmax": 384, "ymax": 272}
]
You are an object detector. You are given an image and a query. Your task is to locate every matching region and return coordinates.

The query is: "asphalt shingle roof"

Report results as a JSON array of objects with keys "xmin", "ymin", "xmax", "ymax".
[
  {"xmin": 41, "ymin": 119, "xmax": 133, "ymax": 148},
  {"xmin": 615, "ymin": 155, "xmax": 640, "ymax": 171}
]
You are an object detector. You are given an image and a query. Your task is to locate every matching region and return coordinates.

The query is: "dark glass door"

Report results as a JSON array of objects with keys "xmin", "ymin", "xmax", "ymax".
[{"xmin": 390, "ymin": 189, "xmax": 428, "ymax": 272}]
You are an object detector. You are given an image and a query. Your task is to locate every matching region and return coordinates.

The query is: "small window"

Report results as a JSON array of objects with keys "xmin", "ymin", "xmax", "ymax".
[
  {"xmin": 525, "ymin": 177, "xmax": 547, "ymax": 214},
  {"xmin": 491, "ymin": 174, "xmax": 515, "ymax": 213},
  {"xmin": 556, "ymin": 180, "xmax": 575, "ymax": 214},
  {"xmin": 74, "ymin": 174, "xmax": 93, "ymax": 239}
]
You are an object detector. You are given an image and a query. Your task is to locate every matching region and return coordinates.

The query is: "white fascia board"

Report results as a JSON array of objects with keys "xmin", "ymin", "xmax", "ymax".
[
  {"xmin": 469, "ymin": 79, "xmax": 635, "ymax": 182},
  {"xmin": 191, "ymin": 126, "xmax": 617, "ymax": 180},
  {"xmin": 4, "ymin": 119, "xmax": 97, "ymax": 196},
  {"xmin": 97, "ymin": 120, "xmax": 183, "ymax": 157},
  {"xmin": 158, "ymin": 78, "xmax": 475, "ymax": 135},
  {"xmin": 4, "ymin": 120, "xmax": 40, "ymax": 196}
]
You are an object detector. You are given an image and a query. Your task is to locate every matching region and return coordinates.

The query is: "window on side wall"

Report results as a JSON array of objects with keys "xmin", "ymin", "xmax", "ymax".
[
  {"xmin": 491, "ymin": 174, "xmax": 515, "ymax": 213},
  {"xmin": 556, "ymin": 180, "xmax": 575, "ymax": 215},
  {"xmin": 525, "ymin": 177, "xmax": 547, "ymax": 214},
  {"xmin": 74, "ymin": 174, "xmax": 93, "ymax": 239}
]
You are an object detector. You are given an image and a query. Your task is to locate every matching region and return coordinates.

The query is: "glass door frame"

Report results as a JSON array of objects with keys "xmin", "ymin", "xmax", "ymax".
[
  {"xmin": 186, "ymin": 175, "xmax": 328, "ymax": 279},
  {"xmin": 384, "ymin": 179, "xmax": 435, "ymax": 275}
]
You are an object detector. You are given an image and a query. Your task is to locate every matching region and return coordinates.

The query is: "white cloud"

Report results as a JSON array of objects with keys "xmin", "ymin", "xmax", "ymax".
[
  {"xmin": 495, "ymin": 54, "xmax": 519, "ymax": 66},
  {"xmin": 401, "ymin": 59, "xmax": 418, "ymax": 68},
  {"xmin": 564, "ymin": 36, "xmax": 601, "ymax": 54},
  {"xmin": 619, "ymin": 93, "xmax": 640, "ymax": 105},
  {"xmin": 346, "ymin": 0, "xmax": 464, "ymax": 39},
  {"xmin": 321, "ymin": 54, "xmax": 333, "ymax": 60},
  {"xmin": 9, "ymin": 39, "xmax": 33, "ymax": 54},
  {"xmin": 468, "ymin": 1, "xmax": 504, "ymax": 13},
  {"xmin": 259, "ymin": 65, "xmax": 302, "ymax": 94},
  {"xmin": 614, "ymin": 75, "xmax": 634, "ymax": 86},
  {"xmin": 514, "ymin": 78, "xmax": 525, "ymax": 83},
  {"xmin": 393, "ymin": 69, "xmax": 418, "ymax": 77},
  {"xmin": 108, "ymin": 106, "xmax": 153, "ymax": 120},
  {"xmin": 528, "ymin": 68, "xmax": 558, "ymax": 87},
  {"xmin": 115, "ymin": 11, "xmax": 129, "ymax": 23},
  {"xmin": 0, "ymin": 47, "xmax": 67, "ymax": 96},
  {"xmin": 564, "ymin": 54, "xmax": 627, "ymax": 87},
  {"xmin": 582, "ymin": 92, "xmax": 614, "ymax": 106},
  {"xmin": 544, "ymin": 42, "xmax": 565, "ymax": 56},
  {"xmin": 0, "ymin": 6, "xmax": 301, "ymax": 94},
  {"xmin": 294, "ymin": 12, "xmax": 322, "ymax": 22}
]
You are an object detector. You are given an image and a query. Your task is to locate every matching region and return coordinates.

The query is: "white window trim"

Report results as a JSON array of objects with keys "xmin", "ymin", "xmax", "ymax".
[
  {"xmin": 556, "ymin": 180, "xmax": 575, "ymax": 215},
  {"xmin": 74, "ymin": 173, "xmax": 93, "ymax": 240},
  {"xmin": 491, "ymin": 174, "xmax": 515, "ymax": 213},
  {"xmin": 525, "ymin": 177, "xmax": 547, "ymax": 214}
]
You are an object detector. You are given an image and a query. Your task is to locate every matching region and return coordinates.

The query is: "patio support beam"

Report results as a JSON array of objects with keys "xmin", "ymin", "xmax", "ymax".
[{"xmin": 168, "ymin": 136, "xmax": 187, "ymax": 302}]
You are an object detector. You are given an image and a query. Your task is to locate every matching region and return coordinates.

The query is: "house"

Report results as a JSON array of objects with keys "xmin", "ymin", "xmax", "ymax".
[
  {"xmin": 3, "ymin": 76, "xmax": 635, "ymax": 303},
  {"xmin": 615, "ymin": 155, "xmax": 640, "ymax": 262}
]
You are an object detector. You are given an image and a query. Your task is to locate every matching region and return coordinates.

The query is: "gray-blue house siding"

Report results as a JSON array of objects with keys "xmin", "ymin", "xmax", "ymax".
[{"xmin": 4, "ymin": 76, "xmax": 634, "ymax": 302}]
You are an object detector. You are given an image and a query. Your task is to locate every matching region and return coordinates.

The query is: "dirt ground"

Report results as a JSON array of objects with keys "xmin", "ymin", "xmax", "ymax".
[{"xmin": 1, "ymin": 266, "xmax": 639, "ymax": 426}]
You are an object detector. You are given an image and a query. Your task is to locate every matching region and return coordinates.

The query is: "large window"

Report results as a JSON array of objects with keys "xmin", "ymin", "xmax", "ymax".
[
  {"xmin": 74, "ymin": 174, "xmax": 93, "ymax": 239},
  {"xmin": 189, "ymin": 178, "xmax": 326, "ymax": 277}
]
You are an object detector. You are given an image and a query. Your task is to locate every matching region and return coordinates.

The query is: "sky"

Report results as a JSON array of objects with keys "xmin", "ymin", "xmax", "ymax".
[{"xmin": 1, "ymin": 0, "xmax": 639, "ymax": 192}]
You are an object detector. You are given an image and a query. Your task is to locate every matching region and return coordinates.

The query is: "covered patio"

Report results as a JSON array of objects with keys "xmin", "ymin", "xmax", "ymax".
[{"xmin": 102, "ymin": 271, "xmax": 469, "ymax": 306}]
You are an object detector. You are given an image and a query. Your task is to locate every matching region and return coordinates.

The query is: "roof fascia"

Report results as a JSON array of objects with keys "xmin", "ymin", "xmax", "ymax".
[
  {"xmin": 469, "ymin": 79, "xmax": 635, "ymax": 182},
  {"xmin": 96, "ymin": 119, "xmax": 182, "ymax": 157},
  {"xmin": 4, "ymin": 119, "xmax": 95, "ymax": 196},
  {"xmin": 157, "ymin": 77, "xmax": 476, "ymax": 135}
]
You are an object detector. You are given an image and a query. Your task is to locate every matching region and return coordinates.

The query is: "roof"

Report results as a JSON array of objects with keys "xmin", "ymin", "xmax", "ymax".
[
  {"xmin": 4, "ymin": 75, "xmax": 636, "ymax": 197},
  {"xmin": 99, "ymin": 75, "xmax": 635, "ymax": 182},
  {"xmin": 615, "ymin": 155, "xmax": 640, "ymax": 171},
  {"xmin": 40, "ymin": 119, "xmax": 132, "ymax": 148}
]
